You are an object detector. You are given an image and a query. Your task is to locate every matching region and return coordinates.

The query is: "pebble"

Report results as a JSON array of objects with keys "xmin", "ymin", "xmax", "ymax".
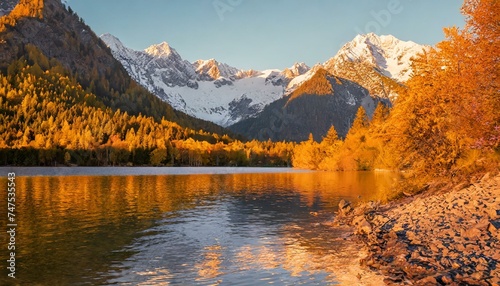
[
  {"xmin": 336, "ymin": 173, "xmax": 500, "ymax": 285},
  {"xmin": 441, "ymin": 275, "xmax": 453, "ymax": 284}
]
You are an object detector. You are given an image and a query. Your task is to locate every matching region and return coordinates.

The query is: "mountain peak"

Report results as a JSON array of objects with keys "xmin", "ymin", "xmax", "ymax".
[
  {"xmin": 290, "ymin": 62, "xmax": 310, "ymax": 74},
  {"xmin": 288, "ymin": 68, "xmax": 334, "ymax": 102},
  {"xmin": 352, "ymin": 33, "xmax": 385, "ymax": 46},
  {"xmin": 193, "ymin": 58, "xmax": 240, "ymax": 80},
  {"xmin": 291, "ymin": 62, "xmax": 309, "ymax": 69},
  {"xmin": 101, "ymin": 33, "xmax": 120, "ymax": 42},
  {"xmin": 194, "ymin": 58, "xmax": 218, "ymax": 68},
  {"xmin": 328, "ymin": 33, "xmax": 426, "ymax": 83},
  {"xmin": 145, "ymin": 41, "xmax": 177, "ymax": 58},
  {"xmin": 281, "ymin": 62, "xmax": 311, "ymax": 81},
  {"xmin": 100, "ymin": 33, "xmax": 126, "ymax": 51}
]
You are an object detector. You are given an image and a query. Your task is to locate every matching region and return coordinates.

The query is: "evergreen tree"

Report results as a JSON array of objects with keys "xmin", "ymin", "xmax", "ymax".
[
  {"xmin": 349, "ymin": 107, "xmax": 369, "ymax": 134},
  {"xmin": 322, "ymin": 125, "xmax": 339, "ymax": 146}
]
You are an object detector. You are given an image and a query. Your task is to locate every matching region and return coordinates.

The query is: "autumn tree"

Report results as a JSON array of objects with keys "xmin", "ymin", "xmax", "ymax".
[
  {"xmin": 150, "ymin": 148, "xmax": 167, "ymax": 166},
  {"xmin": 292, "ymin": 133, "xmax": 322, "ymax": 169},
  {"xmin": 318, "ymin": 125, "xmax": 343, "ymax": 170},
  {"xmin": 383, "ymin": 0, "xmax": 499, "ymax": 180}
]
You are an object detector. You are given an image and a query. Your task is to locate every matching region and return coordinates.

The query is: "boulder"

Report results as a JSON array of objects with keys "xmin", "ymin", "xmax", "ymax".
[
  {"xmin": 338, "ymin": 199, "xmax": 352, "ymax": 216},
  {"xmin": 402, "ymin": 263, "xmax": 435, "ymax": 280},
  {"xmin": 406, "ymin": 231, "xmax": 422, "ymax": 245},
  {"xmin": 355, "ymin": 218, "xmax": 372, "ymax": 235},
  {"xmin": 487, "ymin": 221, "xmax": 500, "ymax": 238},
  {"xmin": 360, "ymin": 220, "xmax": 373, "ymax": 235}
]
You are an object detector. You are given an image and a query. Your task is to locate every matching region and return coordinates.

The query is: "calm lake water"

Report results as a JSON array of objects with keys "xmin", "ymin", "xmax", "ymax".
[{"xmin": 0, "ymin": 168, "xmax": 397, "ymax": 285}]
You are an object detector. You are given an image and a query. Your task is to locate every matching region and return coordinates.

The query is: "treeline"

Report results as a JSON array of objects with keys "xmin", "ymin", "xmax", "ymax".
[
  {"xmin": 0, "ymin": 58, "xmax": 294, "ymax": 167},
  {"xmin": 294, "ymin": 0, "xmax": 500, "ymax": 189}
]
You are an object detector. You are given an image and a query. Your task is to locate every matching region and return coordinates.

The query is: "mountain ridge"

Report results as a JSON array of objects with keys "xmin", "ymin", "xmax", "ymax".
[
  {"xmin": 103, "ymin": 32, "xmax": 425, "ymax": 128},
  {"xmin": 101, "ymin": 33, "xmax": 315, "ymax": 127},
  {"xmin": 286, "ymin": 33, "xmax": 428, "ymax": 100}
]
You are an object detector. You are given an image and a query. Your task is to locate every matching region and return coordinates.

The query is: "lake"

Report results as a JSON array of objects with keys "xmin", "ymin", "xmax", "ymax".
[{"xmin": 0, "ymin": 168, "xmax": 397, "ymax": 285}]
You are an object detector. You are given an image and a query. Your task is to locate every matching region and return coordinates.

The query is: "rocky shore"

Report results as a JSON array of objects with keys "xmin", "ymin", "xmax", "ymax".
[{"xmin": 334, "ymin": 172, "xmax": 500, "ymax": 285}]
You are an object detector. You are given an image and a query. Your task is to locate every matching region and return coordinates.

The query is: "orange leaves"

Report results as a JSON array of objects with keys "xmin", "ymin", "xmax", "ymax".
[
  {"xmin": 0, "ymin": 0, "xmax": 44, "ymax": 31},
  {"xmin": 462, "ymin": 0, "xmax": 500, "ymax": 41},
  {"xmin": 381, "ymin": 0, "xmax": 500, "ymax": 178},
  {"xmin": 292, "ymin": 133, "xmax": 322, "ymax": 170}
]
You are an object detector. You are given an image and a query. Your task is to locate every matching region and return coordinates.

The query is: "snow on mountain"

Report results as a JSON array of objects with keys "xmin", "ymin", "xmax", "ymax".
[
  {"xmin": 101, "ymin": 34, "xmax": 302, "ymax": 127},
  {"xmin": 285, "ymin": 64, "xmax": 322, "ymax": 95},
  {"xmin": 282, "ymin": 62, "xmax": 310, "ymax": 79},
  {"xmin": 326, "ymin": 33, "xmax": 427, "ymax": 82},
  {"xmin": 101, "ymin": 33, "xmax": 424, "ymax": 127},
  {"xmin": 144, "ymin": 42, "xmax": 176, "ymax": 58},
  {"xmin": 155, "ymin": 71, "xmax": 285, "ymax": 127},
  {"xmin": 101, "ymin": 33, "xmax": 196, "ymax": 90},
  {"xmin": 193, "ymin": 59, "xmax": 240, "ymax": 81},
  {"xmin": 284, "ymin": 33, "xmax": 427, "ymax": 99}
]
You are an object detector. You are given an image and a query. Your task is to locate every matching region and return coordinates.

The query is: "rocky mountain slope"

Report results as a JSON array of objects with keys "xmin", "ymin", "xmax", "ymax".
[
  {"xmin": 229, "ymin": 68, "xmax": 388, "ymax": 142},
  {"xmin": 0, "ymin": 0, "xmax": 18, "ymax": 17}
]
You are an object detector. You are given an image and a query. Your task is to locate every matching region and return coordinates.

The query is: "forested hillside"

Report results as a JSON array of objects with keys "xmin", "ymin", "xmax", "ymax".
[
  {"xmin": 0, "ymin": 0, "xmax": 295, "ymax": 167},
  {"xmin": 0, "ymin": 54, "xmax": 294, "ymax": 166},
  {"xmin": 229, "ymin": 68, "xmax": 386, "ymax": 142},
  {"xmin": 0, "ymin": 0, "xmax": 231, "ymax": 135}
]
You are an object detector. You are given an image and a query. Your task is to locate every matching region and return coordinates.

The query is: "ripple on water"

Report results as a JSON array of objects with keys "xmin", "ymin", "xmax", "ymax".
[
  {"xmin": 1, "ymin": 171, "xmax": 396, "ymax": 285},
  {"xmin": 106, "ymin": 199, "xmax": 357, "ymax": 285}
]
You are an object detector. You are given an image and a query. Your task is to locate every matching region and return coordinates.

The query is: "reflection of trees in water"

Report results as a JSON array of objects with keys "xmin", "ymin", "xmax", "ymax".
[
  {"xmin": 230, "ymin": 223, "xmax": 383, "ymax": 284},
  {"xmin": 11, "ymin": 175, "xmax": 220, "ymax": 285},
  {"xmin": 7, "ymin": 171, "xmax": 396, "ymax": 285},
  {"xmin": 195, "ymin": 244, "xmax": 223, "ymax": 280}
]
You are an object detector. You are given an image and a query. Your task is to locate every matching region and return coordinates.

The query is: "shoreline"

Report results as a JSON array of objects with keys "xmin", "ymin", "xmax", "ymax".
[
  {"xmin": 333, "ymin": 172, "xmax": 500, "ymax": 285},
  {"xmin": 0, "ymin": 166, "xmax": 312, "ymax": 177}
]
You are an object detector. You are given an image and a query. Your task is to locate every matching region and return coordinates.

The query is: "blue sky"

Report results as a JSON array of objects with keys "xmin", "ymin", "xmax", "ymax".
[{"xmin": 69, "ymin": 0, "xmax": 465, "ymax": 70}]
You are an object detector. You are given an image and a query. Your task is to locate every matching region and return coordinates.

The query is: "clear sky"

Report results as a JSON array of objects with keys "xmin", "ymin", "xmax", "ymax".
[{"xmin": 69, "ymin": 0, "xmax": 465, "ymax": 70}]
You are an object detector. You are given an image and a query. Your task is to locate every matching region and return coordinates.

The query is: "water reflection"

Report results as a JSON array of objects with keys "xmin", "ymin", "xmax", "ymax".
[{"xmin": 0, "ymin": 171, "xmax": 396, "ymax": 285}]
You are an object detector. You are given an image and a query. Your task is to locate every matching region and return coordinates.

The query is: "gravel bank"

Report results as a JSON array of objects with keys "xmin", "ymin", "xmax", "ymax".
[{"xmin": 334, "ymin": 172, "xmax": 500, "ymax": 285}]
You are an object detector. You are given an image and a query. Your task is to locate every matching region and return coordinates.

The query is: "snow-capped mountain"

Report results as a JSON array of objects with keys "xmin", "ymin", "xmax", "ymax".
[
  {"xmin": 325, "ymin": 33, "xmax": 426, "ymax": 82},
  {"xmin": 101, "ymin": 33, "xmax": 310, "ymax": 126},
  {"xmin": 101, "ymin": 34, "xmax": 197, "ymax": 89},
  {"xmin": 230, "ymin": 68, "xmax": 387, "ymax": 142},
  {"xmin": 282, "ymin": 62, "xmax": 310, "ymax": 79},
  {"xmin": 193, "ymin": 59, "xmax": 240, "ymax": 81},
  {"xmin": 285, "ymin": 33, "xmax": 427, "ymax": 99},
  {"xmin": 102, "ymin": 33, "xmax": 423, "ymax": 127}
]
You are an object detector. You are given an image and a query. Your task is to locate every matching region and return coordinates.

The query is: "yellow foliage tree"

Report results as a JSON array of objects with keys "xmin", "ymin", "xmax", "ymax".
[
  {"xmin": 292, "ymin": 133, "xmax": 322, "ymax": 169},
  {"xmin": 384, "ymin": 0, "xmax": 499, "ymax": 180}
]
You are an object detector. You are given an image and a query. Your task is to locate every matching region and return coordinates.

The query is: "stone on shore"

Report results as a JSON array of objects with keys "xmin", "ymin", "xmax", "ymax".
[{"xmin": 338, "ymin": 172, "xmax": 500, "ymax": 285}]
